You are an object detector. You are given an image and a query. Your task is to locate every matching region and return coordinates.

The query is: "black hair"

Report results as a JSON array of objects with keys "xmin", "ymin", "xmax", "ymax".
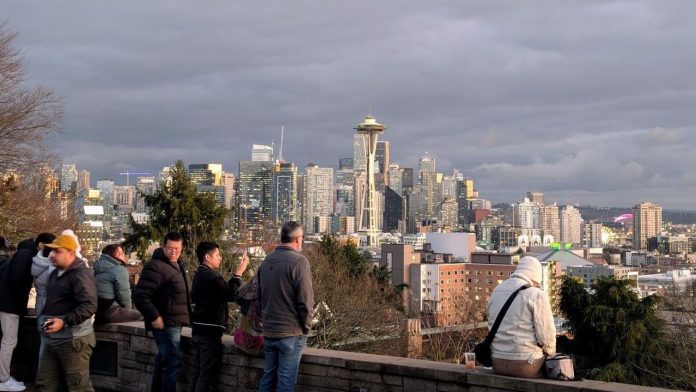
[
  {"xmin": 196, "ymin": 241, "xmax": 219, "ymax": 264},
  {"xmin": 163, "ymin": 232, "xmax": 183, "ymax": 246},
  {"xmin": 101, "ymin": 244, "xmax": 123, "ymax": 260},
  {"xmin": 36, "ymin": 233, "xmax": 56, "ymax": 246},
  {"xmin": 280, "ymin": 221, "xmax": 303, "ymax": 244},
  {"xmin": 42, "ymin": 247, "xmax": 52, "ymax": 258}
]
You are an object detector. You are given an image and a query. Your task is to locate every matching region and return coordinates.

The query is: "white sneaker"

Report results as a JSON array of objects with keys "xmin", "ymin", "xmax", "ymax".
[
  {"xmin": 0, "ymin": 378, "xmax": 25, "ymax": 392},
  {"xmin": 7, "ymin": 379, "xmax": 23, "ymax": 387}
]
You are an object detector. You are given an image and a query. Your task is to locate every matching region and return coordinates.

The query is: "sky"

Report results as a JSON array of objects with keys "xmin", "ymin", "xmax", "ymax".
[{"xmin": 5, "ymin": 1, "xmax": 696, "ymax": 209}]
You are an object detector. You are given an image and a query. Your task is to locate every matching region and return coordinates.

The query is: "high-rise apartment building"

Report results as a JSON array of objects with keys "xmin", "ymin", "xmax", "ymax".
[
  {"xmin": 60, "ymin": 163, "xmax": 78, "ymax": 193},
  {"xmin": 338, "ymin": 158, "xmax": 354, "ymax": 170},
  {"xmin": 375, "ymin": 140, "xmax": 390, "ymax": 190},
  {"xmin": 335, "ymin": 185, "xmax": 355, "ymax": 217},
  {"xmin": 581, "ymin": 222, "xmax": 604, "ymax": 248},
  {"xmin": 135, "ymin": 176, "xmax": 156, "ymax": 213},
  {"xmin": 517, "ymin": 197, "xmax": 540, "ymax": 229},
  {"xmin": 302, "ymin": 164, "xmax": 334, "ymax": 234},
  {"xmin": 633, "ymin": 202, "xmax": 663, "ymax": 250},
  {"xmin": 560, "ymin": 205, "xmax": 583, "ymax": 245},
  {"xmin": 272, "ymin": 162, "xmax": 298, "ymax": 224},
  {"xmin": 540, "ymin": 203, "xmax": 560, "ymax": 242},
  {"xmin": 158, "ymin": 166, "xmax": 172, "ymax": 189},
  {"xmin": 526, "ymin": 191, "xmax": 544, "ymax": 205},
  {"xmin": 383, "ymin": 186, "xmax": 405, "ymax": 232}
]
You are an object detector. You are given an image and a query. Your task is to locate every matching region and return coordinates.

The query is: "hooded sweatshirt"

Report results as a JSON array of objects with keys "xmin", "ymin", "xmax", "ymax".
[
  {"xmin": 32, "ymin": 252, "xmax": 55, "ymax": 317},
  {"xmin": 486, "ymin": 256, "xmax": 556, "ymax": 362}
]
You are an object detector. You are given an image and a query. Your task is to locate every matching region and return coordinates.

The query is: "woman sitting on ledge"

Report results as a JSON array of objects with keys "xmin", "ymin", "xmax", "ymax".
[
  {"xmin": 486, "ymin": 256, "xmax": 556, "ymax": 378},
  {"xmin": 94, "ymin": 244, "xmax": 143, "ymax": 324}
]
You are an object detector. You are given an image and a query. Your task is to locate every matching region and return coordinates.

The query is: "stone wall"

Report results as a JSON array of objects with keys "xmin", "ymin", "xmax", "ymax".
[{"xmin": 13, "ymin": 319, "xmax": 675, "ymax": 392}]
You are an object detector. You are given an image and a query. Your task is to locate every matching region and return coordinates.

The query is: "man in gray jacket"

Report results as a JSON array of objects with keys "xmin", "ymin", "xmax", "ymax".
[{"xmin": 257, "ymin": 221, "xmax": 314, "ymax": 392}]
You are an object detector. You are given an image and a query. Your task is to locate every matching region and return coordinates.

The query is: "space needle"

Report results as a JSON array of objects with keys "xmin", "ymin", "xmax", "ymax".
[{"xmin": 355, "ymin": 114, "xmax": 385, "ymax": 248}]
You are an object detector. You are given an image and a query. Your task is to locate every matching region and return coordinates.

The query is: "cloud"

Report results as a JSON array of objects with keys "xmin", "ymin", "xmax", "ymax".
[{"xmin": 4, "ymin": 0, "xmax": 696, "ymax": 209}]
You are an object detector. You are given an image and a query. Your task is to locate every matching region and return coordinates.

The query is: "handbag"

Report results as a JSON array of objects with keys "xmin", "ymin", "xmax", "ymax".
[
  {"xmin": 544, "ymin": 354, "xmax": 575, "ymax": 381},
  {"xmin": 473, "ymin": 285, "xmax": 530, "ymax": 367}
]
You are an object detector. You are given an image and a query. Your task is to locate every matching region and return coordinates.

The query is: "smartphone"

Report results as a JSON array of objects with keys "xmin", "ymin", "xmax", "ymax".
[{"xmin": 42, "ymin": 320, "xmax": 54, "ymax": 330}]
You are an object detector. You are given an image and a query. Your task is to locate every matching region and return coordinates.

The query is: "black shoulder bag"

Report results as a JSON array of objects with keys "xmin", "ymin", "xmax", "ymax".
[{"xmin": 473, "ymin": 284, "xmax": 530, "ymax": 367}]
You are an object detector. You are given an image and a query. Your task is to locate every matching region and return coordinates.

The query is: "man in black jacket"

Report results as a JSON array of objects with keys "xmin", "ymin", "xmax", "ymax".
[
  {"xmin": 188, "ymin": 242, "xmax": 248, "ymax": 392},
  {"xmin": 35, "ymin": 234, "xmax": 98, "ymax": 392},
  {"xmin": 134, "ymin": 232, "xmax": 191, "ymax": 392},
  {"xmin": 0, "ymin": 237, "xmax": 35, "ymax": 391}
]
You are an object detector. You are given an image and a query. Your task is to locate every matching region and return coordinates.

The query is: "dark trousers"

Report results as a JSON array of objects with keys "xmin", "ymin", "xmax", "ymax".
[
  {"xmin": 188, "ymin": 334, "xmax": 222, "ymax": 392},
  {"xmin": 95, "ymin": 306, "xmax": 143, "ymax": 324},
  {"xmin": 152, "ymin": 327, "xmax": 182, "ymax": 392},
  {"xmin": 35, "ymin": 334, "xmax": 96, "ymax": 392}
]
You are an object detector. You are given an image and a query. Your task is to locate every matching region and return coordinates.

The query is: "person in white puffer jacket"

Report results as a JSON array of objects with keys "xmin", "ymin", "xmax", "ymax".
[{"xmin": 486, "ymin": 256, "xmax": 556, "ymax": 378}]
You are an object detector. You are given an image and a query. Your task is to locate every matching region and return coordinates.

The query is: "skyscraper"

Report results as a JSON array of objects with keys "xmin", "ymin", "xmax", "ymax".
[
  {"xmin": 238, "ymin": 160, "xmax": 274, "ymax": 227},
  {"xmin": 353, "ymin": 134, "xmax": 366, "ymax": 171},
  {"xmin": 526, "ymin": 191, "xmax": 544, "ymax": 205},
  {"xmin": 251, "ymin": 144, "xmax": 273, "ymax": 162},
  {"xmin": 77, "ymin": 170, "xmax": 90, "ymax": 193},
  {"xmin": 418, "ymin": 153, "xmax": 435, "ymax": 181},
  {"xmin": 189, "ymin": 163, "xmax": 223, "ymax": 186},
  {"xmin": 375, "ymin": 140, "xmax": 390, "ymax": 190},
  {"xmin": 302, "ymin": 164, "xmax": 334, "ymax": 234},
  {"xmin": 272, "ymin": 162, "xmax": 298, "ymax": 224},
  {"xmin": 383, "ymin": 186, "xmax": 405, "ymax": 232},
  {"xmin": 355, "ymin": 115, "xmax": 385, "ymax": 247},
  {"xmin": 633, "ymin": 202, "xmax": 663, "ymax": 250},
  {"xmin": 222, "ymin": 172, "xmax": 235, "ymax": 209}
]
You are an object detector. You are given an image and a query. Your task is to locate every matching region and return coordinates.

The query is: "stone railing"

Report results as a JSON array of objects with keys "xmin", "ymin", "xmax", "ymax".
[{"xmin": 12, "ymin": 318, "xmax": 676, "ymax": 391}]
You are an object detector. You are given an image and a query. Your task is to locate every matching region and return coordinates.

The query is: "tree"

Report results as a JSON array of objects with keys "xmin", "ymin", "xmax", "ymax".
[
  {"xmin": 309, "ymin": 237, "xmax": 406, "ymax": 355},
  {"xmin": 123, "ymin": 161, "xmax": 228, "ymax": 266},
  {"xmin": 0, "ymin": 24, "xmax": 62, "ymax": 173},
  {"xmin": 0, "ymin": 24, "xmax": 65, "ymax": 239},
  {"xmin": 558, "ymin": 276, "xmax": 664, "ymax": 385}
]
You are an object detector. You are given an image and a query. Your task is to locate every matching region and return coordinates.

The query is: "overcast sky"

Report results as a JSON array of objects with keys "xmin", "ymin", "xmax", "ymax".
[{"xmin": 5, "ymin": 1, "xmax": 696, "ymax": 209}]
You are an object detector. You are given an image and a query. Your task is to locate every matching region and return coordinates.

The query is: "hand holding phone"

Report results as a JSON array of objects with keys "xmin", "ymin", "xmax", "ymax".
[
  {"xmin": 234, "ymin": 250, "xmax": 249, "ymax": 276},
  {"xmin": 42, "ymin": 318, "xmax": 64, "ymax": 333}
]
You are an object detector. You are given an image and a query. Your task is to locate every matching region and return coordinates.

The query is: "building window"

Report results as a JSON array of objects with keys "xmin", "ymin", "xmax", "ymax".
[
  {"xmin": 467, "ymin": 278, "xmax": 472, "ymax": 283},
  {"xmin": 487, "ymin": 271, "xmax": 493, "ymax": 276},
  {"xmin": 466, "ymin": 271, "xmax": 471, "ymax": 275}
]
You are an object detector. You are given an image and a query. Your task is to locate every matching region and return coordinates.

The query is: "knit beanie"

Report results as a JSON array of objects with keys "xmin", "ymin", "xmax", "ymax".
[{"xmin": 513, "ymin": 256, "xmax": 543, "ymax": 286}]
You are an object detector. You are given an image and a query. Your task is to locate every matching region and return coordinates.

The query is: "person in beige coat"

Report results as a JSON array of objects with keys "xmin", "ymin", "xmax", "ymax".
[{"xmin": 486, "ymin": 256, "xmax": 556, "ymax": 378}]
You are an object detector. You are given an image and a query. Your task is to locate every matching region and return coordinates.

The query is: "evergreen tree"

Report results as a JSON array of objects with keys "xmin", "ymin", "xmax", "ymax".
[
  {"xmin": 558, "ymin": 276, "xmax": 664, "ymax": 385},
  {"xmin": 123, "ymin": 160, "xmax": 228, "ymax": 266}
]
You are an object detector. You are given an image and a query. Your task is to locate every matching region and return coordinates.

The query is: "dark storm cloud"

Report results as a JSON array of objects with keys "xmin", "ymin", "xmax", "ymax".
[{"xmin": 5, "ymin": 0, "xmax": 696, "ymax": 208}]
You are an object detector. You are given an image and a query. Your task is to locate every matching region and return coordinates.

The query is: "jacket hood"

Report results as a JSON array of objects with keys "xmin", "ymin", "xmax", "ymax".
[
  {"xmin": 511, "ymin": 256, "xmax": 543, "ymax": 286},
  {"xmin": 32, "ymin": 253, "xmax": 51, "ymax": 270},
  {"xmin": 18, "ymin": 238, "xmax": 36, "ymax": 253},
  {"xmin": 94, "ymin": 253, "xmax": 123, "ymax": 273}
]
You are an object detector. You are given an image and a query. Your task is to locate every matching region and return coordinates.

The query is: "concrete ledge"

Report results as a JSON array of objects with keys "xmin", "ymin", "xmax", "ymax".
[
  {"xmin": 9, "ymin": 318, "xmax": 679, "ymax": 391},
  {"xmin": 83, "ymin": 322, "xmax": 676, "ymax": 392}
]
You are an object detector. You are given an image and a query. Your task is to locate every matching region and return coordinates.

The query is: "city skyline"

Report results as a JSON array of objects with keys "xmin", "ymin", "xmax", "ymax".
[{"xmin": 5, "ymin": 1, "xmax": 696, "ymax": 209}]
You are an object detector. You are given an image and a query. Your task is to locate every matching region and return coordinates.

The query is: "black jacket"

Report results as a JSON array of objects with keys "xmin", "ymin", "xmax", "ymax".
[
  {"xmin": 190, "ymin": 264, "xmax": 243, "ymax": 337},
  {"xmin": 0, "ymin": 239, "xmax": 37, "ymax": 316},
  {"xmin": 42, "ymin": 258, "xmax": 98, "ymax": 327},
  {"xmin": 134, "ymin": 248, "xmax": 192, "ymax": 328}
]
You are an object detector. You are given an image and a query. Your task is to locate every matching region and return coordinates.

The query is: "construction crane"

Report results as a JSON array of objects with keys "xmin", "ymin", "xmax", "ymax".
[{"xmin": 119, "ymin": 171, "xmax": 152, "ymax": 187}]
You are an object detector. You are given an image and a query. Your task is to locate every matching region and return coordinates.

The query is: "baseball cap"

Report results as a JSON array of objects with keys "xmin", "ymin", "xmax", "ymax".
[{"xmin": 44, "ymin": 235, "xmax": 79, "ymax": 252}]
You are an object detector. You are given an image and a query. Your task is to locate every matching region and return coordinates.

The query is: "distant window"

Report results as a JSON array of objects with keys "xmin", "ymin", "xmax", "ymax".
[{"xmin": 467, "ymin": 278, "xmax": 472, "ymax": 283}]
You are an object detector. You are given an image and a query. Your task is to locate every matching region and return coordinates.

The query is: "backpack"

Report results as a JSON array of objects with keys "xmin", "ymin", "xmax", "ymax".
[{"xmin": 233, "ymin": 276, "xmax": 264, "ymax": 355}]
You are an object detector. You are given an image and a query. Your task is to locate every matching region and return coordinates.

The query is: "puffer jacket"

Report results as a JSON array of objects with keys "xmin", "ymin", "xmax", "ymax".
[
  {"xmin": 486, "ymin": 257, "xmax": 556, "ymax": 362},
  {"xmin": 94, "ymin": 253, "xmax": 133, "ymax": 309},
  {"xmin": 0, "ymin": 239, "xmax": 35, "ymax": 316},
  {"xmin": 133, "ymin": 248, "xmax": 192, "ymax": 328},
  {"xmin": 32, "ymin": 252, "xmax": 54, "ymax": 317}
]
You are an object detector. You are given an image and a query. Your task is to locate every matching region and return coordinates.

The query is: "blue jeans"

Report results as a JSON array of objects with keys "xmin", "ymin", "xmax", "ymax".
[
  {"xmin": 151, "ymin": 327, "xmax": 182, "ymax": 392},
  {"xmin": 258, "ymin": 335, "xmax": 307, "ymax": 392}
]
